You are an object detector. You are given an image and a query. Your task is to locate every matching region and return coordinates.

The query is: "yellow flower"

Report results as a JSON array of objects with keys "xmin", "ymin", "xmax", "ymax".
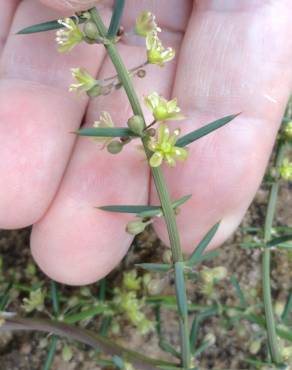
[
  {"xmin": 135, "ymin": 11, "xmax": 161, "ymax": 37},
  {"xmin": 145, "ymin": 92, "xmax": 185, "ymax": 122},
  {"xmin": 147, "ymin": 124, "xmax": 188, "ymax": 167},
  {"xmin": 22, "ymin": 288, "xmax": 45, "ymax": 313},
  {"xmin": 279, "ymin": 158, "xmax": 292, "ymax": 181},
  {"xmin": 69, "ymin": 67, "xmax": 99, "ymax": 95},
  {"xmin": 56, "ymin": 17, "xmax": 84, "ymax": 53},
  {"xmin": 146, "ymin": 31, "xmax": 175, "ymax": 66},
  {"xmin": 93, "ymin": 112, "xmax": 115, "ymax": 147}
]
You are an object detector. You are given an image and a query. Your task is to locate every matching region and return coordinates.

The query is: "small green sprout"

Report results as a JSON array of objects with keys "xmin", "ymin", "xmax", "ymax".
[
  {"xmin": 146, "ymin": 31, "xmax": 175, "ymax": 66},
  {"xmin": 56, "ymin": 18, "xmax": 84, "ymax": 53},
  {"xmin": 135, "ymin": 11, "xmax": 161, "ymax": 37},
  {"xmin": 147, "ymin": 123, "xmax": 188, "ymax": 167},
  {"xmin": 145, "ymin": 92, "xmax": 185, "ymax": 122}
]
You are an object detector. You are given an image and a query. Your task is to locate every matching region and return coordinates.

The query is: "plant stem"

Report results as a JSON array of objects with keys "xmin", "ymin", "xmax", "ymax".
[
  {"xmin": 107, "ymin": 0, "xmax": 125, "ymax": 38},
  {"xmin": 262, "ymin": 142, "xmax": 286, "ymax": 364},
  {"xmin": 0, "ymin": 316, "xmax": 170, "ymax": 370},
  {"xmin": 42, "ymin": 281, "xmax": 60, "ymax": 370},
  {"xmin": 90, "ymin": 7, "xmax": 190, "ymax": 367},
  {"xmin": 42, "ymin": 336, "xmax": 58, "ymax": 370},
  {"xmin": 51, "ymin": 281, "xmax": 60, "ymax": 316}
]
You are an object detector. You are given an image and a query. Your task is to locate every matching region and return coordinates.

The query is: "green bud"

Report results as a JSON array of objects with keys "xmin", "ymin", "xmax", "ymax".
[
  {"xmin": 274, "ymin": 301, "xmax": 285, "ymax": 317},
  {"xmin": 212, "ymin": 266, "xmax": 228, "ymax": 281},
  {"xmin": 107, "ymin": 140, "xmax": 123, "ymax": 154},
  {"xmin": 200, "ymin": 269, "xmax": 214, "ymax": 284},
  {"xmin": 83, "ymin": 21, "xmax": 100, "ymax": 40},
  {"xmin": 87, "ymin": 84, "xmax": 103, "ymax": 97},
  {"xmin": 146, "ymin": 278, "xmax": 165, "ymax": 296},
  {"xmin": 204, "ymin": 333, "xmax": 216, "ymax": 346},
  {"xmin": 249, "ymin": 339, "xmax": 261, "ymax": 355},
  {"xmin": 226, "ymin": 308, "xmax": 239, "ymax": 318},
  {"xmin": 281, "ymin": 346, "xmax": 292, "ymax": 360},
  {"xmin": 126, "ymin": 220, "xmax": 150, "ymax": 235},
  {"xmin": 62, "ymin": 344, "xmax": 73, "ymax": 362},
  {"xmin": 127, "ymin": 115, "xmax": 144, "ymax": 135},
  {"xmin": 123, "ymin": 270, "xmax": 141, "ymax": 291},
  {"xmin": 162, "ymin": 250, "xmax": 172, "ymax": 264}
]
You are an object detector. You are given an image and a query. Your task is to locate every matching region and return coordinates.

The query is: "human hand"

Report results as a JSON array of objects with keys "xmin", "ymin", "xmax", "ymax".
[{"xmin": 0, "ymin": 0, "xmax": 291, "ymax": 285}]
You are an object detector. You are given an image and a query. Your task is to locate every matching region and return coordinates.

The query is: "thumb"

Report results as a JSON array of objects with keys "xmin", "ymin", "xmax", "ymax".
[{"xmin": 39, "ymin": 0, "xmax": 102, "ymax": 11}]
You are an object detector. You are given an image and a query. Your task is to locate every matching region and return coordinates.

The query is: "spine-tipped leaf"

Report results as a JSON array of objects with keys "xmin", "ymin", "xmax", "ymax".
[
  {"xmin": 17, "ymin": 16, "xmax": 86, "ymax": 35},
  {"xmin": 98, "ymin": 194, "xmax": 192, "ymax": 217},
  {"xmin": 107, "ymin": 0, "xmax": 125, "ymax": 38},
  {"xmin": 77, "ymin": 127, "xmax": 139, "ymax": 138},
  {"xmin": 187, "ymin": 222, "xmax": 220, "ymax": 266},
  {"xmin": 176, "ymin": 114, "xmax": 240, "ymax": 148},
  {"xmin": 266, "ymin": 234, "xmax": 292, "ymax": 248}
]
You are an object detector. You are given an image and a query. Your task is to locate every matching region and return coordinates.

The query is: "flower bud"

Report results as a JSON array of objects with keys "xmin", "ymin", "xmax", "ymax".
[
  {"xmin": 162, "ymin": 250, "xmax": 172, "ymax": 264},
  {"xmin": 204, "ymin": 333, "xmax": 216, "ymax": 346},
  {"xmin": 249, "ymin": 339, "xmax": 261, "ymax": 355},
  {"xmin": 281, "ymin": 346, "xmax": 292, "ymax": 360},
  {"xmin": 107, "ymin": 140, "xmax": 123, "ymax": 154},
  {"xmin": 127, "ymin": 115, "xmax": 144, "ymax": 135},
  {"xmin": 146, "ymin": 278, "xmax": 166, "ymax": 296},
  {"xmin": 274, "ymin": 301, "xmax": 285, "ymax": 317},
  {"xmin": 126, "ymin": 220, "xmax": 150, "ymax": 235},
  {"xmin": 87, "ymin": 84, "xmax": 103, "ymax": 97},
  {"xmin": 200, "ymin": 269, "xmax": 214, "ymax": 284},
  {"xmin": 279, "ymin": 158, "xmax": 292, "ymax": 181},
  {"xmin": 212, "ymin": 266, "xmax": 228, "ymax": 281},
  {"xmin": 83, "ymin": 21, "xmax": 100, "ymax": 40}
]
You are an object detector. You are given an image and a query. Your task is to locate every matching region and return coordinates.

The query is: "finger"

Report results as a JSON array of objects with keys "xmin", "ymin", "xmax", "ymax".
[
  {"xmin": 152, "ymin": 1, "xmax": 292, "ymax": 252},
  {"xmin": 0, "ymin": 0, "xmax": 106, "ymax": 229},
  {"xmin": 31, "ymin": 32, "xmax": 181, "ymax": 285},
  {"xmin": 0, "ymin": 0, "xmax": 19, "ymax": 54},
  {"xmin": 39, "ymin": 0, "xmax": 102, "ymax": 12}
]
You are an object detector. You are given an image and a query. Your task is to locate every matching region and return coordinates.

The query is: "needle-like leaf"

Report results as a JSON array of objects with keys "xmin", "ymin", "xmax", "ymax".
[
  {"xmin": 187, "ymin": 222, "xmax": 220, "ymax": 266},
  {"xmin": 77, "ymin": 127, "xmax": 139, "ymax": 138},
  {"xmin": 98, "ymin": 194, "xmax": 192, "ymax": 217},
  {"xmin": 176, "ymin": 114, "xmax": 240, "ymax": 148},
  {"xmin": 17, "ymin": 16, "xmax": 86, "ymax": 35},
  {"xmin": 266, "ymin": 234, "xmax": 292, "ymax": 248}
]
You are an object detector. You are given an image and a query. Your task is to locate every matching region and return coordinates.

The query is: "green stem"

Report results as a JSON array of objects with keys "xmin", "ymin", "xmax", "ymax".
[
  {"xmin": 42, "ymin": 336, "xmax": 58, "ymax": 370},
  {"xmin": 90, "ymin": 8, "xmax": 190, "ymax": 367},
  {"xmin": 262, "ymin": 142, "xmax": 286, "ymax": 364},
  {"xmin": 107, "ymin": 0, "xmax": 125, "ymax": 38},
  {"xmin": 42, "ymin": 281, "xmax": 60, "ymax": 370},
  {"xmin": 51, "ymin": 281, "xmax": 60, "ymax": 316}
]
